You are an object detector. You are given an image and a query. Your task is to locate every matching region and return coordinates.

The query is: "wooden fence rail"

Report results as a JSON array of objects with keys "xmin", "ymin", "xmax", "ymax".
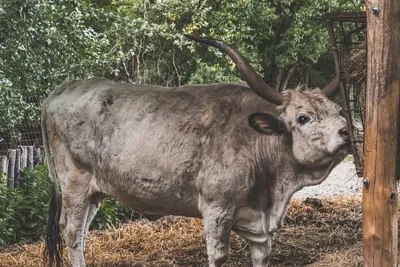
[{"xmin": 0, "ymin": 146, "xmax": 42, "ymax": 188}]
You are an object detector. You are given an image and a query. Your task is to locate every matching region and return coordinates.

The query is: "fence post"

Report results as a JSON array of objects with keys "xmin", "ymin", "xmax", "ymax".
[
  {"xmin": 1, "ymin": 155, "xmax": 8, "ymax": 186},
  {"xmin": 27, "ymin": 146, "xmax": 34, "ymax": 170},
  {"xmin": 20, "ymin": 146, "xmax": 27, "ymax": 170},
  {"xmin": 14, "ymin": 148, "xmax": 21, "ymax": 188},
  {"xmin": 1, "ymin": 155, "xmax": 7, "ymax": 174},
  {"xmin": 7, "ymin": 149, "xmax": 16, "ymax": 188},
  {"xmin": 363, "ymin": 0, "xmax": 400, "ymax": 265}
]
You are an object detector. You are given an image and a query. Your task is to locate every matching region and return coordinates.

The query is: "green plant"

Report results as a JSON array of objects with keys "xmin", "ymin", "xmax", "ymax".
[
  {"xmin": 0, "ymin": 164, "xmax": 136, "ymax": 248},
  {"xmin": 0, "ymin": 164, "xmax": 51, "ymax": 247},
  {"xmin": 92, "ymin": 197, "xmax": 138, "ymax": 230}
]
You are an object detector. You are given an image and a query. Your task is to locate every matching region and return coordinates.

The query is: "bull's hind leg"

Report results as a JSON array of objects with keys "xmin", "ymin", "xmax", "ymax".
[
  {"xmin": 201, "ymin": 203, "xmax": 235, "ymax": 267},
  {"xmin": 82, "ymin": 202, "xmax": 101, "ymax": 251},
  {"xmin": 50, "ymin": 135, "xmax": 94, "ymax": 267},
  {"xmin": 60, "ymin": 173, "xmax": 92, "ymax": 267}
]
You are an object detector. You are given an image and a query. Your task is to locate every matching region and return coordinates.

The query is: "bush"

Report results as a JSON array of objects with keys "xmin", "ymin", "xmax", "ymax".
[
  {"xmin": 91, "ymin": 197, "xmax": 138, "ymax": 230},
  {"xmin": 0, "ymin": 164, "xmax": 51, "ymax": 247},
  {"xmin": 0, "ymin": 164, "xmax": 136, "ymax": 248}
]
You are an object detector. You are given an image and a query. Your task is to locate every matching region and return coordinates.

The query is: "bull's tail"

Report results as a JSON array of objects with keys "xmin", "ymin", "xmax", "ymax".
[{"xmin": 42, "ymin": 101, "xmax": 63, "ymax": 267}]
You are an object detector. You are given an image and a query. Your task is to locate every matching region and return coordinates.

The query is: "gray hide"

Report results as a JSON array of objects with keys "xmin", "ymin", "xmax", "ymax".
[{"xmin": 42, "ymin": 78, "xmax": 349, "ymax": 267}]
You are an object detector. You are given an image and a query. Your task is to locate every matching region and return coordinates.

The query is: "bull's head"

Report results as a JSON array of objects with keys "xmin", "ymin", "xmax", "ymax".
[{"xmin": 185, "ymin": 34, "xmax": 349, "ymax": 168}]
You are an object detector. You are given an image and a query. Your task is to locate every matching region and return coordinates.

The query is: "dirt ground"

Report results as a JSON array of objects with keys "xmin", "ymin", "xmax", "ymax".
[{"xmin": 0, "ymin": 196, "xmax": 384, "ymax": 267}]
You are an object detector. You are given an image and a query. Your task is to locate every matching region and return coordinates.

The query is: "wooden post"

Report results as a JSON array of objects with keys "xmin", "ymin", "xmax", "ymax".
[
  {"xmin": 7, "ymin": 149, "xmax": 16, "ymax": 188},
  {"xmin": 363, "ymin": 0, "xmax": 400, "ymax": 266}
]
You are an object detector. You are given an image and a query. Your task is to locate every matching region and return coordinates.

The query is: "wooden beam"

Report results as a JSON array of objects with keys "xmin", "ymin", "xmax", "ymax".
[{"xmin": 363, "ymin": 0, "xmax": 400, "ymax": 266}]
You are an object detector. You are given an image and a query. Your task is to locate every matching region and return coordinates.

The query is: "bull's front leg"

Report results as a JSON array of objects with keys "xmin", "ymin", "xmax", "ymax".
[
  {"xmin": 201, "ymin": 203, "xmax": 235, "ymax": 267},
  {"xmin": 249, "ymin": 239, "xmax": 272, "ymax": 267}
]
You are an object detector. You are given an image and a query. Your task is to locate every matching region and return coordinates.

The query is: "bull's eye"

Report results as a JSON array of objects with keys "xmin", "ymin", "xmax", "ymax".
[{"xmin": 297, "ymin": 115, "xmax": 311, "ymax": 125}]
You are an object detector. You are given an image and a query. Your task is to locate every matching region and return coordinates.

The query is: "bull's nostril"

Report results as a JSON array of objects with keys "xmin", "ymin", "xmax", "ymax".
[{"xmin": 339, "ymin": 127, "xmax": 349, "ymax": 137}]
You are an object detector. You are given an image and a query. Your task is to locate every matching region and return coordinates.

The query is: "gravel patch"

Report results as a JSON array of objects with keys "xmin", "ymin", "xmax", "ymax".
[{"xmin": 293, "ymin": 156, "xmax": 363, "ymax": 199}]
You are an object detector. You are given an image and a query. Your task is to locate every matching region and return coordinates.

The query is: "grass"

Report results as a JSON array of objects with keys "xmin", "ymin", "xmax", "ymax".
[{"xmin": 0, "ymin": 196, "xmax": 383, "ymax": 267}]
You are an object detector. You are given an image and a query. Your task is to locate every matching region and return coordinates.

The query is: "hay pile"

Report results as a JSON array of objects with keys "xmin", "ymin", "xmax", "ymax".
[
  {"xmin": 343, "ymin": 44, "xmax": 367, "ymax": 83},
  {"xmin": 342, "ymin": 42, "xmax": 367, "ymax": 174},
  {"xmin": 0, "ymin": 197, "xmax": 375, "ymax": 267}
]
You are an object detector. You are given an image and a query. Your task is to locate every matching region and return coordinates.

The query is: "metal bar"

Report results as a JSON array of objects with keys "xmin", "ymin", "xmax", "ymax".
[
  {"xmin": 327, "ymin": 19, "xmax": 362, "ymax": 175},
  {"xmin": 344, "ymin": 109, "xmax": 365, "ymax": 111},
  {"xmin": 326, "ymin": 12, "xmax": 366, "ymax": 22}
]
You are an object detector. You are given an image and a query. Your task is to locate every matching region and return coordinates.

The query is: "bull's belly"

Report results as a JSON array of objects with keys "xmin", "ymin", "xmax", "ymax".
[
  {"xmin": 98, "ymin": 178, "xmax": 202, "ymax": 218},
  {"xmin": 117, "ymin": 193, "xmax": 202, "ymax": 218}
]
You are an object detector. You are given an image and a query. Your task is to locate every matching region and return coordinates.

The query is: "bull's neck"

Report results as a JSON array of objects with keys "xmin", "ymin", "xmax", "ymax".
[
  {"xmin": 255, "ymin": 133, "xmax": 341, "ymax": 191},
  {"xmin": 254, "ymin": 135, "xmax": 341, "ymax": 233},
  {"xmin": 251, "ymin": 134, "xmax": 293, "ymax": 210}
]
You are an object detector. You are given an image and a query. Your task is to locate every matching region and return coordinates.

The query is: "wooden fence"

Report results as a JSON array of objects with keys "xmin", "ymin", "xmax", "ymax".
[{"xmin": 0, "ymin": 146, "xmax": 42, "ymax": 188}]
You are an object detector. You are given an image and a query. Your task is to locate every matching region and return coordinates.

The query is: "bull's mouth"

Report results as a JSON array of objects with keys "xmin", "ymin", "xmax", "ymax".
[
  {"xmin": 338, "ymin": 142, "xmax": 349, "ymax": 150},
  {"xmin": 337, "ymin": 140, "xmax": 351, "ymax": 154}
]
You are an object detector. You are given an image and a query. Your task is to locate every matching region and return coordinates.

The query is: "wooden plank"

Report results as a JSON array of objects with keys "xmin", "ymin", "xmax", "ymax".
[
  {"xmin": 1, "ymin": 155, "xmax": 8, "ymax": 174},
  {"xmin": 20, "ymin": 146, "xmax": 27, "ymax": 170},
  {"xmin": 27, "ymin": 146, "xmax": 34, "ymax": 170},
  {"xmin": 14, "ymin": 148, "xmax": 21, "ymax": 188},
  {"xmin": 7, "ymin": 149, "xmax": 16, "ymax": 188},
  {"xmin": 363, "ymin": 0, "xmax": 400, "ymax": 266},
  {"xmin": 1, "ymin": 155, "xmax": 8, "ymax": 186},
  {"xmin": 19, "ymin": 146, "xmax": 28, "ymax": 188}
]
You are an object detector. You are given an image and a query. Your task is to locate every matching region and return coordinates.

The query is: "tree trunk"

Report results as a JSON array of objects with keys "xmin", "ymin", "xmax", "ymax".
[
  {"xmin": 274, "ymin": 67, "xmax": 284, "ymax": 90},
  {"xmin": 279, "ymin": 64, "xmax": 296, "ymax": 91},
  {"xmin": 363, "ymin": 0, "xmax": 400, "ymax": 266},
  {"xmin": 304, "ymin": 64, "xmax": 309, "ymax": 87}
]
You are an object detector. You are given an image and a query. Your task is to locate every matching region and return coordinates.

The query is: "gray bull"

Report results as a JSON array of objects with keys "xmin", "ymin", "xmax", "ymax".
[{"xmin": 43, "ymin": 35, "xmax": 349, "ymax": 267}]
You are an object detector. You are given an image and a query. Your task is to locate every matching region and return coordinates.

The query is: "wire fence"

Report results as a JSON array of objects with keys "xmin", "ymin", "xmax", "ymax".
[{"xmin": 0, "ymin": 120, "xmax": 43, "ymax": 155}]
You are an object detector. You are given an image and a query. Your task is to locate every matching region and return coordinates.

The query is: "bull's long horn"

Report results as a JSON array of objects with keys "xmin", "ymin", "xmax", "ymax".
[
  {"xmin": 322, "ymin": 76, "xmax": 340, "ymax": 97},
  {"xmin": 185, "ymin": 34, "xmax": 284, "ymax": 106}
]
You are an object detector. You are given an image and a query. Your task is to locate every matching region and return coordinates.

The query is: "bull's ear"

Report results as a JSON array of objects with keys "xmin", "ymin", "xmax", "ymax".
[{"xmin": 248, "ymin": 113, "xmax": 286, "ymax": 135}]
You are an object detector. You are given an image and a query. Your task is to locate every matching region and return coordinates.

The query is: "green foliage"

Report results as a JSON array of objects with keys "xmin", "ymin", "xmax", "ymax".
[
  {"xmin": 0, "ymin": 164, "xmax": 135, "ymax": 247},
  {"xmin": 0, "ymin": 0, "xmax": 113, "ymax": 134},
  {"xmin": 0, "ymin": 164, "xmax": 51, "ymax": 247},
  {"xmin": 101, "ymin": 0, "xmax": 204, "ymax": 85},
  {"xmin": 91, "ymin": 197, "xmax": 137, "ymax": 230},
  {"xmin": 184, "ymin": 0, "xmax": 362, "ymax": 87}
]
